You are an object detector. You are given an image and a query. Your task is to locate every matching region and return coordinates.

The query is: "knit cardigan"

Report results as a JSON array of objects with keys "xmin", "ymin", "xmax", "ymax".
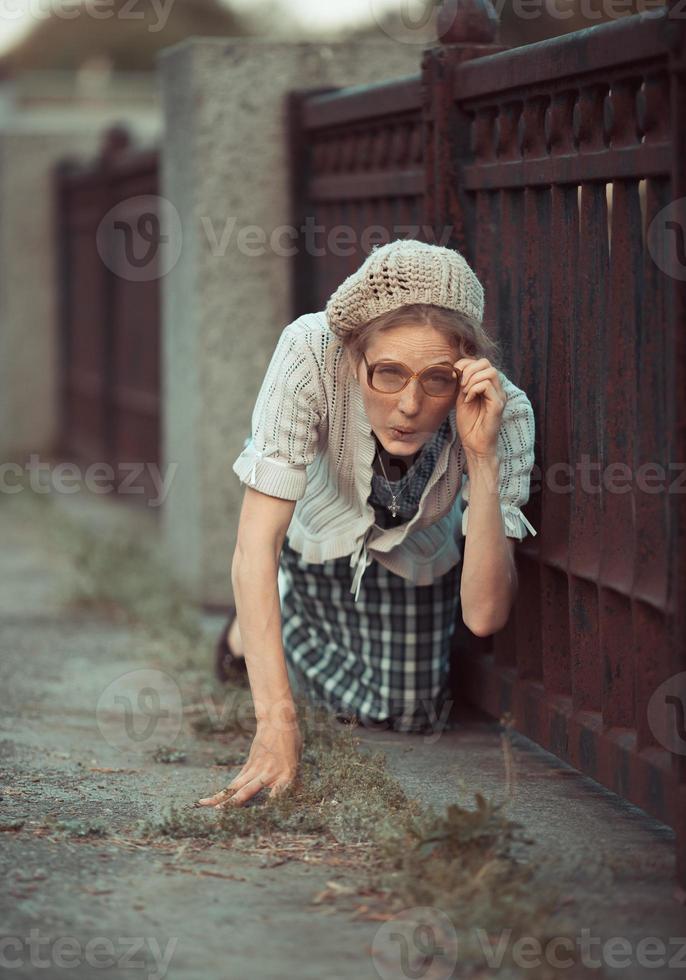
[{"xmin": 232, "ymin": 311, "xmax": 537, "ymax": 602}]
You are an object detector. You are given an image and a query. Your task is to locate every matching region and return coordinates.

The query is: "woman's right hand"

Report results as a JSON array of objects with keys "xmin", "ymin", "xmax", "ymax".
[{"xmin": 195, "ymin": 715, "xmax": 303, "ymax": 809}]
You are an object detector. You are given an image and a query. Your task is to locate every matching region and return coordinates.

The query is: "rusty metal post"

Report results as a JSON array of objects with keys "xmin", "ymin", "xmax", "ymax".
[
  {"xmin": 666, "ymin": 0, "xmax": 686, "ymax": 891},
  {"xmin": 421, "ymin": 0, "xmax": 506, "ymax": 258},
  {"xmin": 287, "ymin": 87, "xmax": 341, "ymax": 321},
  {"xmin": 52, "ymin": 159, "xmax": 75, "ymax": 462},
  {"xmin": 99, "ymin": 126, "xmax": 132, "ymax": 475},
  {"xmin": 422, "ymin": 0, "xmax": 510, "ymax": 710}
]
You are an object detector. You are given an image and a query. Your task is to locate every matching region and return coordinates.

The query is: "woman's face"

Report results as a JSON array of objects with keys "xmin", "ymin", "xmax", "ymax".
[{"xmin": 352, "ymin": 323, "xmax": 459, "ymax": 458}]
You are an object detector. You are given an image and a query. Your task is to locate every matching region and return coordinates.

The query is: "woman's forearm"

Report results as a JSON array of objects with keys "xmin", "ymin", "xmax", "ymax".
[
  {"xmin": 460, "ymin": 450, "xmax": 518, "ymax": 636},
  {"xmin": 231, "ymin": 551, "xmax": 298, "ymax": 727}
]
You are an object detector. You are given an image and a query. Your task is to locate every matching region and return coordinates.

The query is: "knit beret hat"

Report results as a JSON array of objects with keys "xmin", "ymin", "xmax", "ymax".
[{"xmin": 325, "ymin": 238, "xmax": 484, "ymax": 337}]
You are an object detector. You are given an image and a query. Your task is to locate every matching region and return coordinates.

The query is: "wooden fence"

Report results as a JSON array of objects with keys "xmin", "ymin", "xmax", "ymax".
[
  {"xmin": 54, "ymin": 126, "xmax": 161, "ymax": 507},
  {"xmin": 290, "ymin": 0, "xmax": 686, "ymax": 885}
]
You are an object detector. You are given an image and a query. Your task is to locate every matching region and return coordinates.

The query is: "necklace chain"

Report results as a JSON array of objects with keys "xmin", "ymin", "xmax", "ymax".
[{"xmin": 374, "ymin": 448, "xmax": 413, "ymax": 518}]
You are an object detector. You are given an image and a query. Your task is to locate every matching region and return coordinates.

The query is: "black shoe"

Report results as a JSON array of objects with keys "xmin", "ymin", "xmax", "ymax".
[{"xmin": 214, "ymin": 608, "xmax": 247, "ymax": 683}]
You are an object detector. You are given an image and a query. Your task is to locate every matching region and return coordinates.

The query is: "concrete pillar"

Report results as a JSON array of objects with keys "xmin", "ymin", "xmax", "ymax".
[{"xmin": 158, "ymin": 39, "xmax": 421, "ymax": 608}]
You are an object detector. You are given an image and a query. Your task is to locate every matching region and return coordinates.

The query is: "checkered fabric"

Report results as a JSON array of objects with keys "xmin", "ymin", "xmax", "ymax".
[{"xmin": 278, "ymin": 415, "xmax": 463, "ymax": 733}]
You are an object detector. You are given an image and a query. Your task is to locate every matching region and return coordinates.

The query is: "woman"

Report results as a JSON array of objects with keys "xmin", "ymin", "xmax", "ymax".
[{"xmin": 196, "ymin": 239, "xmax": 536, "ymax": 810}]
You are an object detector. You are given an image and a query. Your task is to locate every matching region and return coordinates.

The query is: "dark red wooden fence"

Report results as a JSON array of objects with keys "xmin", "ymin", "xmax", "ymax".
[
  {"xmin": 290, "ymin": 1, "xmax": 686, "ymax": 886},
  {"xmin": 289, "ymin": 76, "xmax": 427, "ymax": 318},
  {"xmin": 54, "ymin": 126, "xmax": 161, "ymax": 507}
]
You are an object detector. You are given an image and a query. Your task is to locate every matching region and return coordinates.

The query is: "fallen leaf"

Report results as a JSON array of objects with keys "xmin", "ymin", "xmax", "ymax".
[{"xmin": 311, "ymin": 880, "xmax": 358, "ymax": 904}]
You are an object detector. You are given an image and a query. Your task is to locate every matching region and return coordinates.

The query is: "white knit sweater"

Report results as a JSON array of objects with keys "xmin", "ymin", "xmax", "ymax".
[{"xmin": 232, "ymin": 311, "xmax": 537, "ymax": 602}]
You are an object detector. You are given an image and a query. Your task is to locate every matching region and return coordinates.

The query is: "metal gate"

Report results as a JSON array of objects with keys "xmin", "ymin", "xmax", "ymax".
[
  {"xmin": 54, "ymin": 126, "xmax": 161, "ymax": 507},
  {"xmin": 289, "ymin": 3, "xmax": 686, "ymax": 884}
]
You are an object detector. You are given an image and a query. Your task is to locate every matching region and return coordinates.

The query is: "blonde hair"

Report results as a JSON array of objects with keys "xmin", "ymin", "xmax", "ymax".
[{"xmin": 323, "ymin": 303, "xmax": 504, "ymax": 379}]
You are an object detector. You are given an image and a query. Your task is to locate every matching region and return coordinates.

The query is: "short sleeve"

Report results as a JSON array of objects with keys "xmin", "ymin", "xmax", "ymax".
[
  {"xmin": 231, "ymin": 322, "xmax": 326, "ymax": 500},
  {"xmin": 460, "ymin": 372, "xmax": 537, "ymax": 541}
]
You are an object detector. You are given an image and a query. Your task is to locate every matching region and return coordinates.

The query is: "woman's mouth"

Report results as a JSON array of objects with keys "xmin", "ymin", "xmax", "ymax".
[{"xmin": 390, "ymin": 427, "xmax": 415, "ymax": 439}]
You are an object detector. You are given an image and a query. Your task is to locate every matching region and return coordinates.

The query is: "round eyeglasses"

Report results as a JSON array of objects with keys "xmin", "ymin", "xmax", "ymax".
[{"xmin": 362, "ymin": 352, "xmax": 460, "ymax": 397}]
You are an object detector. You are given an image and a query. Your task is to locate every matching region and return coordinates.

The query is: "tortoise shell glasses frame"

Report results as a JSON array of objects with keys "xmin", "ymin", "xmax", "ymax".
[{"xmin": 361, "ymin": 351, "xmax": 461, "ymax": 397}]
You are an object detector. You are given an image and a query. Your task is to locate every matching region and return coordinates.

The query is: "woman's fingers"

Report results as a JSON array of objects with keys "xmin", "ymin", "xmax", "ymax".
[
  {"xmin": 195, "ymin": 764, "xmax": 251, "ymax": 806},
  {"xmin": 461, "ymin": 371, "xmax": 505, "ymax": 406},
  {"xmin": 194, "ymin": 723, "xmax": 303, "ymax": 811},
  {"xmin": 459, "ymin": 366, "xmax": 497, "ymax": 397},
  {"xmin": 269, "ymin": 777, "xmax": 294, "ymax": 799},
  {"xmin": 195, "ymin": 786, "xmax": 238, "ymax": 807},
  {"xmin": 454, "ymin": 357, "xmax": 489, "ymax": 388},
  {"xmin": 465, "ymin": 382, "xmax": 505, "ymax": 410},
  {"xmin": 464, "ymin": 379, "xmax": 491, "ymax": 403},
  {"xmin": 215, "ymin": 773, "xmax": 268, "ymax": 808},
  {"xmin": 195, "ymin": 754, "xmax": 273, "ymax": 808}
]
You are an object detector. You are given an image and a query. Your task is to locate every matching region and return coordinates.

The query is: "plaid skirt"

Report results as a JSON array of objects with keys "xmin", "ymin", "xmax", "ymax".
[{"xmin": 278, "ymin": 536, "xmax": 463, "ymax": 734}]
